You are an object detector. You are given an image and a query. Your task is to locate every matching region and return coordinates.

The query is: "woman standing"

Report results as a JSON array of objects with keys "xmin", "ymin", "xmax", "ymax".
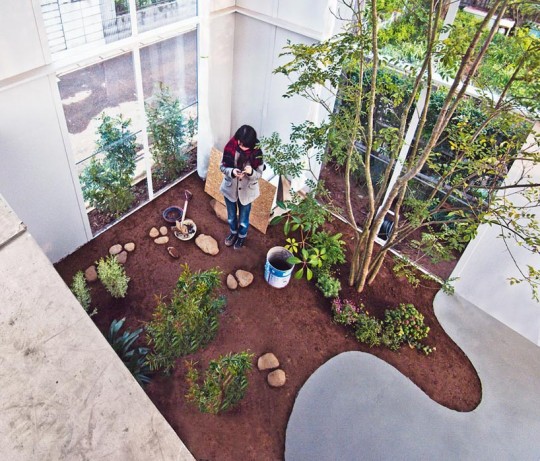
[{"xmin": 220, "ymin": 125, "xmax": 264, "ymax": 249}]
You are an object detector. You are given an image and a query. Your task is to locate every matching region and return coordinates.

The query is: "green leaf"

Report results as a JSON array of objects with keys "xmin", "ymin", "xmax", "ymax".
[{"xmin": 269, "ymin": 215, "xmax": 283, "ymax": 226}]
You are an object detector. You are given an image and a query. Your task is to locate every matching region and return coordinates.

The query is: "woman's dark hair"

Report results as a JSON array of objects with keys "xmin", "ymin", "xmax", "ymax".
[{"xmin": 234, "ymin": 125, "xmax": 258, "ymax": 149}]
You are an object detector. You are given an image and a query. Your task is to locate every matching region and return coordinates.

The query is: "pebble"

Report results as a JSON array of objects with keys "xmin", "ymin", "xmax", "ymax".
[
  {"xmin": 195, "ymin": 234, "xmax": 219, "ymax": 255},
  {"xmin": 235, "ymin": 270, "xmax": 254, "ymax": 288},
  {"xmin": 258, "ymin": 353, "xmax": 279, "ymax": 371},
  {"xmin": 124, "ymin": 242, "xmax": 136, "ymax": 252},
  {"xmin": 227, "ymin": 274, "xmax": 238, "ymax": 290},
  {"xmin": 109, "ymin": 244, "xmax": 123, "ymax": 255},
  {"xmin": 267, "ymin": 369, "xmax": 286, "ymax": 387},
  {"xmin": 84, "ymin": 265, "xmax": 97, "ymax": 282},
  {"xmin": 167, "ymin": 247, "xmax": 179, "ymax": 259},
  {"xmin": 116, "ymin": 250, "xmax": 128, "ymax": 264}
]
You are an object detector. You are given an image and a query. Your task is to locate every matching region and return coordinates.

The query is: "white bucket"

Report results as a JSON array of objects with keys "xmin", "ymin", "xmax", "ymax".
[{"xmin": 264, "ymin": 246, "xmax": 295, "ymax": 288}]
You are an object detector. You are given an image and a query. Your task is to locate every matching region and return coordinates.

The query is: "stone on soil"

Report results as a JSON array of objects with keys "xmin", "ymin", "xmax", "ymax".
[
  {"xmin": 267, "ymin": 369, "xmax": 286, "ymax": 387},
  {"xmin": 116, "ymin": 250, "xmax": 128, "ymax": 264},
  {"xmin": 195, "ymin": 234, "xmax": 219, "ymax": 255},
  {"xmin": 159, "ymin": 226, "xmax": 168, "ymax": 236},
  {"xmin": 235, "ymin": 270, "xmax": 254, "ymax": 288},
  {"xmin": 258, "ymin": 353, "xmax": 279, "ymax": 371},
  {"xmin": 167, "ymin": 247, "xmax": 179, "ymax": 259},
  {"xmin": 227, "ymin": 274, "xmax": 238, "ymax": 290},
  {"xmin": 154, "ymin": 236, "xmax": 169, "ymax": 245},
  {"xmin": 84, "ymin": 265, "xmax": 97, "ymax": 282},
  {"xmin": 109, "ymin": 244, "xmax": 123, "ymax": 255},
  {"xmin": 149, "ymin": 227, "xmax": 160, "ymax": 238},
  {"xmin": 124, "ymin": 242, "xmax": 135, "ymax": 252},
  {"xmin": 210, "ymin": 199, "xmax": 228, "ymax": 222}
]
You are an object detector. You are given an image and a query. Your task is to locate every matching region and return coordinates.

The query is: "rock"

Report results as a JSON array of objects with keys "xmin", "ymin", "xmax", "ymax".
[
  {"xmin": 84, "ymin": 265, "xmax": 97, "ymax": 282},
  {"xmin": 210, "ymin": 199, "xmax": 228, "ymax": 222},
  {"xmin": 195, "ymin": 234, "xmax": 219, "ymax": 255},
  {"xmin": 267, "ymin": 369, "xmax": 286, "ymax": 387},
  {"xmin": 124, "ymin": 242, "xmax": 135, "ymax": 252},
  {"xmin": 227, "ymin": 274, "xmax": 238, "ymax": 290},
  {"xmin": 258, "ymin": 353, "xmax": 279, "ymax": 371},
  {"xmin": 154, "ymin": 236, "xmax": 169, "ymax": 245},
  {"xmin": 159, "ymin": 226, "xmax": 168, "ymax": 236},
  {"xmin": 109, "ymin": 244, "xmax": 123, "ymax": 255},
  {"xmin": 149, "ymin": 227, "xmax": 160, "ymax": 238},
  {"xmin": 167, "ymin": 247, "xmax": 179, "ymax": 259},
  {"xmin": 235, "ymin": 270, "xmax": 254, "ymax": 288},
  {"xmin": 116, "ymin": 250, "xmax": 128, "ymax": 264}
]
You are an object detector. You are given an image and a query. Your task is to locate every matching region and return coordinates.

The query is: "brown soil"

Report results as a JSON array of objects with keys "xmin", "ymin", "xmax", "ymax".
[{"xmin": 55, "ymin": 171, "xmax": 481, "ymax": 461}]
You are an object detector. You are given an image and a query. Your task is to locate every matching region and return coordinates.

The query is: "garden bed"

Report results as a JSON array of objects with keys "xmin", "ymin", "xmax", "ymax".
[{"xmin": 55, "ymin": 172, "xmax": 481, "ymax": 461}]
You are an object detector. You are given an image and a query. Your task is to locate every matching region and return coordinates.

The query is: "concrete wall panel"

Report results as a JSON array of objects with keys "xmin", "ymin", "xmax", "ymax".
[
  {"xmin": 0, "ymin": 0, "xmax": 48, "ymax": 80},
  {"xmin": 0, "ymin": 76, "xmax": 90, "ymax": 262}
]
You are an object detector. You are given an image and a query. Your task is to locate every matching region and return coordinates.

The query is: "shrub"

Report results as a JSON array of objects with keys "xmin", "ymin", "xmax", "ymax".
[
  {"xmin": 355, "ymin": 313, "xmax": 382, "ymax": 347},
  {"xmin": 185, "ymin": 351, "xmax": 254, "ymax": 414},
  {"xmin": 331, "ymin": 298, "xmax": 362, "ymax": 326},
  {"xmin": 332, "ymin": 298, "xmax": 434, "ymax": 354},
  {"xmin": 97, "ymin": 255, "xmax": 130, "ymax": 298},
  {"xmin": 316, "ymin": 271, "xmax": 341, "ymax": 298},
  {"xmin": 382, "ymin": 303, "xmax": 434, "ymax": 355},
  {"xmin": 70, "ymin": 270, "xmax": 96, "ymax": 316},
  {"xmin": 107, "ymin": 318, "xmax": 152, "ymax": 386},
  {"xmin": 146, "ymin": 84, "xmax": 196, "ymax": 182},
  {"xmin": 80, "ymin": 113, "xmax": 137, "ymax": 217},
  {"xmin": 145, "ymin": 265, "xmax": 225, "ymax": 374},
  {"xmin": 270, "ymin": 193, "xmax": 345, "ymax": 297}
]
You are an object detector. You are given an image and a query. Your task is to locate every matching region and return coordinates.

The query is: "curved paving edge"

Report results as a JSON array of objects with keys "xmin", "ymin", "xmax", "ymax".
[{"xmin": 285, "ymin": 292, "xmax": 540, "ymax": 461}]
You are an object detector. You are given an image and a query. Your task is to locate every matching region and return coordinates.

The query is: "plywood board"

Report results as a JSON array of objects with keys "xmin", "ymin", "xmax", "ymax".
[{"xmin": 204, "ymin": 147, "xmax": 276, "ymax": 234}]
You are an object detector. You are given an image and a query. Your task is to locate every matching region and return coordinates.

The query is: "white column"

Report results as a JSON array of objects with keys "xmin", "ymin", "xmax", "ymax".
[{"xmin": 196, "ymin": 0, "xmax": 212, "ymax": 179}]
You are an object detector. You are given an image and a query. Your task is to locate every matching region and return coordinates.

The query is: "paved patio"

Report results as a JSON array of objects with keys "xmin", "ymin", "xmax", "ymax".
[{"xmin": 285, "ymin": 292, "xmax": 540, "ymax": 460}]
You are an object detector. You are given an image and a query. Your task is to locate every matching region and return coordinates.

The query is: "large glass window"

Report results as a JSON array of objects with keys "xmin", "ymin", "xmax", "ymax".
[
  {"xmin": 40, "ymin": 0, "xmax": 197, "ymax": 56},
  {"xmin": 137, "ymin": 0, "xmax": 197, "ymax": 33},
  {"xmin": 140, "ymin": 31, "xmax": 198, "ymax": 192}
]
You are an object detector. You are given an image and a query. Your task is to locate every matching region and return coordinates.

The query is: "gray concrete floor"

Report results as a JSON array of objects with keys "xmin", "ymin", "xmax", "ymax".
[
  {"xmin": 0, "ymin": 197, "xmax": 194, "ymax": 460},
  {"xmin": 285, "ymin": 292, "xmax": 540, "ymax": 460}
]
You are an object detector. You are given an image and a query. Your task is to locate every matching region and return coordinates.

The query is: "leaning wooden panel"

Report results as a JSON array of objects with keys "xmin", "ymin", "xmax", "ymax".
[{"xmin": 204, "ymin": 147, "xmax": 276, "ymax": 234}]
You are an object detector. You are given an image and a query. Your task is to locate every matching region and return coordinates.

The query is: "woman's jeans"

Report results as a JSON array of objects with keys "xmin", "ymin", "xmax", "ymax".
[{"xmin": 224, "ymin": 197, "xmax": 251, "ymax": 238}]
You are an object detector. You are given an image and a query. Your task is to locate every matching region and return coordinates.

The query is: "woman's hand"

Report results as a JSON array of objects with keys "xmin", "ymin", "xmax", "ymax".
[
  {"xmin": 243, "ymin": 165, "xmax": 253, "ymax": 175},
  {"xmin": 233, "ymin": 168, "xmax": 244, "ymax": 178}
]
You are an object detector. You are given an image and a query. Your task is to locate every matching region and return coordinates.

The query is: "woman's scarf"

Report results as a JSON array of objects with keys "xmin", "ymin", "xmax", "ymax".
[{"xmin": 222, "ymin": 137, "xmax": 263, "ymax": 170}]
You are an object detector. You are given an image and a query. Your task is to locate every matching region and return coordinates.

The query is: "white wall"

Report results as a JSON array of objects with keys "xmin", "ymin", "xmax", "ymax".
[
  {"xmin": 230, "ymin": 2, "xmax": 339, "ymax": 188},
  {"xmin": 0, "ymin": 1, "xmax": 91, "ymax": 262},
  {"xmin": 0, "ymin": 0, "xmax": 48, "ymax": 80},
  {"xmin": 208, "ymin": 13, "xmax": 235, "ymax": 151},
  {"xmin": 0, "ymin": 76, "xmax": 91, "ymax": 262},
  {"xmin": 452, "ymin": 127, "xmax": 540, "ymax": 346}
]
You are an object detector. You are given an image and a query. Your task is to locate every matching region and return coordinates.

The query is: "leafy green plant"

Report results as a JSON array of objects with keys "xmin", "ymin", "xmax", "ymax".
[
  {"xmin": 355, "ymin": 312, "xmax": 383, "ymax": 348},
  {"xmin": 382, "ymin": 303, "xmax": 434, "ymax": 355},
  {"xmin": 70, "ymin": 270, "xmax": 97, "ymax": 316},
  {"xmin": 146, "ymin": 84, "xmax": 196, "ymax": 182},
  {"xmin": 331, "ymin": 298, "xmax": 362, "ymax": 326},
  {"xmin": 107, "ymin": 318, "xmax": 152, "ymax": 386},
  {"xmin": 97, "ymin": 255, "xmax": 130, "ymax": 298},
  {"xmin": 271, "ymin": 194, "xmax": 345, "ymax": 292},
  {"xmin": 185, "ymin": 351, "xmax": 254, "ymax": 414},
  {"xmin": 145, "ymin": 265, "xmax": 225, "ymax": 374},
  {"xmin": 315, "ymin": 270, "xmax": 341, "ymax": 298},
  {"xmin": 80, "ymin": 113, "xmax": 137, "ymax": 217}
]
